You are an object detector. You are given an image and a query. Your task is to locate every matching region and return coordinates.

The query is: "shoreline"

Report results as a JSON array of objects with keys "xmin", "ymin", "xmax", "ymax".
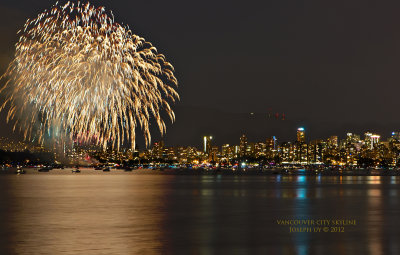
[{"xmin": 2, "ymin": 167, "xmax": 400, "ymax": 176}]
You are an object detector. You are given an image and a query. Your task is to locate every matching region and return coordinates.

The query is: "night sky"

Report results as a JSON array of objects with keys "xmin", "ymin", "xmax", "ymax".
[{"xmin": 1, "ymin": 0, "xmax": 400, "ymax": 148}]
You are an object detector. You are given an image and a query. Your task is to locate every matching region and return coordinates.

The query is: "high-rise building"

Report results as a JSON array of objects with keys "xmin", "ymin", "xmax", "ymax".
[
  {"xmin": 346, "ymin": 133, "xmax": 360, "ymax": 144},
  {"xmin": 239, "ymin": 134, "xmax": 248, "ymax": 157},
  {"xmin": 152, "ymin": 141, "xmax": 164, "ymax": 159},
  {"xmin": 297, "ymin": 127, "xmax": 305, "ymax": 143},
  {"xmin": 222, "ymin": 144, "xmax": 230, "ymax": 156},
  {"xmin": 234, "ymin": 145, "xmax": 240, "ymax": 157},
  {"xmin": 327, "ymin": 136, "xmax": 338, "ymax": 148},
  {"xmin": 364, "ymin": 132, "xmax": 373, "ymax": 149},
  {"xmin": 308, "ymin": 140, "xmax": 325, "ymax": 164},
  {"xmin": 221, "ymin": 144, "xmax": 235, "ymax": 160},
  {"xmin": 266, "ymin": 137, "xmax": 274, "ymax": 150},
  {"xmin": 254, "ymin": 142, "xmax": 266, "ymax": 157},
  {"xmin": 265, "ymin": 137, "xmax": 277, "ymax": 158},
  {"xmin": 391, "ymin": 132, "xmax": 400, "ymax": 142},
  {"xmin": 210, "ymin": 146, "xmax": 219, "ymax": 162},
  {"xmin": 371, "ymin": 135, "xmax": 380, "ymax": 148},
  {"xmin": 203, "ymin": 136, "xmax": 213, "ymax": 154},
  {"xmin": 280, "ymin": 142, "xmax": 295, "ymax": 163},
  {"xmin": 246, "ymin": 143, "xmax": 256, "ymax": 157},
  {"xmin": 364, "ymin": 132, "xmax": 380, "ymax": 149}
]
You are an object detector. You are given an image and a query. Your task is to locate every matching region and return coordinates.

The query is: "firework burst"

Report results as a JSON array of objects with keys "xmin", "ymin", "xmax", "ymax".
[{"xmin": 0, "ymin": 1, "xmax": 179, "ymax": 151}]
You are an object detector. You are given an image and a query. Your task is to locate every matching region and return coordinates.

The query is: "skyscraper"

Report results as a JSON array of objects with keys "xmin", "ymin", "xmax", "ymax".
[
  {"xmin": 239, "ymin": 134, "xmax": 248, "ymax": 157},
  {"xmin": 370, "ymin": 135, "xmax": 380, "ymax": 148},
  {"xmin": 391, "ymin": 132, "xmax": 400, "ymax": 142},
  {"xmin": 327, "ymin": 136, "xmax": 338, "ymax": 148},
  {"xmin": 203, "ymin": 136, "xmax": 212, "ymax": 154},
  {"xmin": 346, "ymin": 133, "xmax": 360, "ymax": 144},
  {"xmin": 297, "ymin": 127, "xmax": 305, "ymax": 143},
  {"xmin": 266, "ymin": 137, "xmax": 275, "ymax": 150}
]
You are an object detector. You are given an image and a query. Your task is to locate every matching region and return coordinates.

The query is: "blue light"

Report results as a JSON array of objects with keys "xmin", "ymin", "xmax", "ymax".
[
  {"xmin": 297, "ymin": 175, "xmax": 306, "ymax": 183},
  {"xmin": 298, "ymin": 127, "xmax": 305, "ymax": 131},
  {"xmin": 296, "ymin": 188, "xmax": 306, "ymax": 199}
]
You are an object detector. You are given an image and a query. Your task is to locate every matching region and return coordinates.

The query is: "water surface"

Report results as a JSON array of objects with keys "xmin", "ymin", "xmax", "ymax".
[{"xmin": 0, "ymin": 173, "xmax": 399, "ymax": 254}]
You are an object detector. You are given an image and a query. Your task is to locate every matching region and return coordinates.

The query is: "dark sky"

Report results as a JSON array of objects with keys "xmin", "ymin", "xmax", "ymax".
[{"xmin": 1, "ymin": 0, "xmax": 400, "ymax": 148}]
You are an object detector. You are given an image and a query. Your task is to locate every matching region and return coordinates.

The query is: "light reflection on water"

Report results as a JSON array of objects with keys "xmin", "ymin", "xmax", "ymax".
[
  {"xmin": 0, "ymin": 175, "xmax": 167, "ymax": 255},
  {"xmin": 0, "ymin": 174, "xmax": 399, "ymax": 254}
]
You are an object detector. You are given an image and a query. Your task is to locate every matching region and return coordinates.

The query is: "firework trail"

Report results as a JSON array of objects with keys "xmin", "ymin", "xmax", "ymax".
[{"xmin": 0, "ymin": 1, "xmax": 179, "ymax": 151}]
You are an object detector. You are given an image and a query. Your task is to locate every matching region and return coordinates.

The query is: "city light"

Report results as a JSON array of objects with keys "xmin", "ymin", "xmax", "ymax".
[{"xmin": 1, "ymin": 129, "xmax": 399, "ymax": 169}]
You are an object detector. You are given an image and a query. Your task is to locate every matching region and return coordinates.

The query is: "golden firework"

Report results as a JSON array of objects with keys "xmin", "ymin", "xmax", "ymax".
[{"xmin": 0, "ymin": 1, "xmax": 179, "ymax": 151}]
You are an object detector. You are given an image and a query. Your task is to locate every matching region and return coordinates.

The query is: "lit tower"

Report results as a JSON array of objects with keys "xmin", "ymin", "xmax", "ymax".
[
  {"xmin": 370, "ymin": 135, "xmax": 380, "ymax": 149},
  {"xmin": 203, "ymin": 136, "xmax": 213, "ymax": 154},
  {"xmin": 273, "ymin": 136, "xmax": 277, "ymax": 150},
  {"xmin": 297, "ymin": 127, "xmax": 305, "ymax": 143}
]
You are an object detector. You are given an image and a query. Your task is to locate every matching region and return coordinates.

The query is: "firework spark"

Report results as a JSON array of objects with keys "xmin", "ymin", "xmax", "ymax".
[{"xmin": 0, "ymin": 1, "xmax": 179, "ymax": 150}]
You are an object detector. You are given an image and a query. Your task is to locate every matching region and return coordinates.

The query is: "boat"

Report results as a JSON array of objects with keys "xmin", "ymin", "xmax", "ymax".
[
  {"xmin": 16, "ymin": 168, "xmax": 26, "ymax": 174},
  {"xmin": 38, "ymin": 167, "xmax": 51, "ymax": 172}
]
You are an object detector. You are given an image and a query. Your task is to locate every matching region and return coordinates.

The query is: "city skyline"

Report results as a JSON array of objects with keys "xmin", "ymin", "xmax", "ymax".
[
  {"xmin": 2, "ymin": 0, "xmax": 400, "ymax": 147},
  {"xmin": 2, "ymin": 127, "xmax": 400, "ymax": 169}
]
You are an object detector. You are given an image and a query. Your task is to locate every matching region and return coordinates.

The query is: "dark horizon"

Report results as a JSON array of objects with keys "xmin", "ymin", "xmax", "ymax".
[{"xmin": 1, "ymin": 0, "xmax": 400, "ymax": 148}]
